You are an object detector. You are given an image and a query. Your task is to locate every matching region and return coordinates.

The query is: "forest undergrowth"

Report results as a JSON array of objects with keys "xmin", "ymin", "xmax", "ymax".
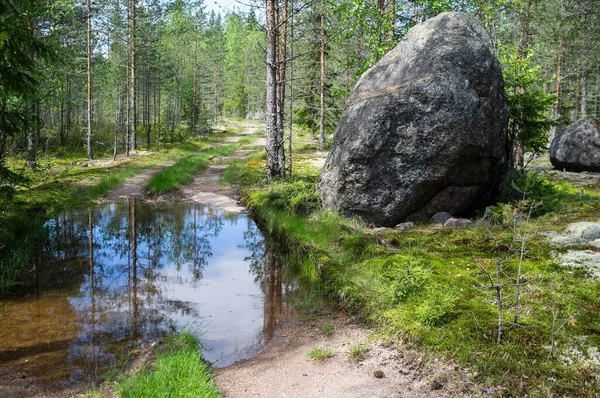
[{"xmin": 223, "ymin": 138, "xmax": 600, "ymax": 397}]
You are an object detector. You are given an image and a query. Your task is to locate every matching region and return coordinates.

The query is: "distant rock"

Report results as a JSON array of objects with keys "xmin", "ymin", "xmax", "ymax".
[
  {"xmin": 444, "ymin": 218, "xmax": 472, "ymax": 229},
  {"xmin": 396, "ymin": 222, "xmax": 414, "ymax": 232},
  {"xmin": 431, "ymin": 212, "xmax": 453, "ymax": 225},
  {"xmin": 550, "ymin": 221, "xmax": 600, "ymax": 246},
  {"xmin": 550, "ymin": 117, "xmax": 600, "ymax": 172},
  {"xmin": 317, "ymin": 12, "xmax": 508, "ymax": 227}
]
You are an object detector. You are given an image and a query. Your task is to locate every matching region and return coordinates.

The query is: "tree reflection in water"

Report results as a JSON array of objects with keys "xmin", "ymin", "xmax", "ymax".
[{"xmin": 0, "ymin": 200, "xmax": 299, "ymax": 388}]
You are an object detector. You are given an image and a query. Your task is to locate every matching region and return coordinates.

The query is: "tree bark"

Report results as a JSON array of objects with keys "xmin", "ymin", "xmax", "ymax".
[
  {"xmin": 130, "ymin": 0, "xmax": 137, "ymax": 152},
  {"xmin": 318, "ymin": 0, "xmax": 325, "ymax": 151},
  {"xmin": 276, "ymin": 0, "xmax": 287, "ymax": 174},
  {"xmin": 86, "ymin": 0, "xmax": 93, "ymax": 160},
  {"xmin": 265, "ymin": 0, "xmax": 284, "ymax": 178},
  {"xmin": 581, "ymin": 75, "xmax": 587, "ymax": 117}
]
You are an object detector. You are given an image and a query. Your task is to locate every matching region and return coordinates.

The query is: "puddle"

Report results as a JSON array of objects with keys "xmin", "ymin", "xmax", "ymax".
[{"xmin": 0, "ymin": 200, "xmax": 296, "ymax": 388}]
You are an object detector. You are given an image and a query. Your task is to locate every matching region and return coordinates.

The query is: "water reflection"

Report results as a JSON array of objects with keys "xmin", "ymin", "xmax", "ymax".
[{"xmin": 0, "ymin": 200, "xmax": 295, "ymax": 388}]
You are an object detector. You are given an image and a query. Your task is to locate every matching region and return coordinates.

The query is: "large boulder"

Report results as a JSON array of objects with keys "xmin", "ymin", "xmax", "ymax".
[
  {"xmin": 550, "ymin": 117, "xmax": 600, "ymax": 172},
  {"xmin": 317, "ymin": 12, "xmax": 508, "ymax": 227}
]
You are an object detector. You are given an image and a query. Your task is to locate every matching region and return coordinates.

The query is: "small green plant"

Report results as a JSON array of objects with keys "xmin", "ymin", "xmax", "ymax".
[
  {"xmin": 308, "ymin": 347, "xmax": 334, "ymax": 361},
  {"xmin": 319, "ymin": 323, "xmax": 335, "ymax": 337},
  {"xmin": 376, "ymin": 257, "xmax": 429, "ymax": 306},
  {"xmin": 416, "ymin": 286, "xmax": 458, "ymax": 328},
  {"xmin": 348, "ymin": 343, "xmax": 367, "ymax": 360}
]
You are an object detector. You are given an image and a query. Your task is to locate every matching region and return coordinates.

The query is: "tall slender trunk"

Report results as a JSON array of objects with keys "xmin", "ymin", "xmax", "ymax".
[
  {"xmin": 288, "ymin": 0, "xmax": 294, "ymax": 176},
  {"xmin": 28, "ymin": 102, "xmax": 37, "ymax": 170},
  {"xmin": 553, "ymin": 40, "xmax": 563, "ymax": 121},
  {"xmin": 59, "ymin": 80, "xmax": 65, "ymax": 146},
  {"xmin": 318, "ymin": 0, "xmax": 325, "ymax": 151},
  {"xmin": 574, "ymin": 54, "xmax": 581, "ymax": 121},
  {"xmin": 130, "ymin": 0, "xmax": 137, "ymax": 152},
  {"xmin": 581, "ymin": 75, "xmax": 587, "ymax": 117},
  {"xmin": 192, "ymin": 29, "xmax": 198, "ymax": 134},
  {"xmin": 86, "ymin": 0, "xmax": 93, "ymax": 160},
  {"xmin": 277, "ymin": 0, "xmax": 287, "ymax": 174},
  {"xmin": 145, "ymin": 50, "xmax": 151, "ymax": 148},
  {"xmin": 66, "ymin": 74, "xmax": 72, "ymax": 137},
  {"xmin": 265, "ymin": 0, "xmax": 283, "ymax": 178}
]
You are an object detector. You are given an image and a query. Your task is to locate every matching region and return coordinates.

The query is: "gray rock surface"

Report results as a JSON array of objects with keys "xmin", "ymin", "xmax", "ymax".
[
  {"xmin": 444, "ymin": 218, "xmax": 472, "ymax": 229},
  {"xmin": 318, "ymin": 12, "xmax": 508, "ymax": 227},
  {"xmin": 550, "ymin": 221, "xmax": 600, "ymax": 246},
  {"xmin": 550, "ymin": 117, "xmax": 600, "ymax": 172},
  {"xmin": 396, "ymin": 222, "xmax": 414, "ymax": 232},
  {"xmin": 431, "ymin": 212, "xmax": 453, "ymax": 225}
]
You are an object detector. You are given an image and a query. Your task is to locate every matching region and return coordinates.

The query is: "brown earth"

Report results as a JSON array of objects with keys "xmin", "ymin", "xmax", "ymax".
[{"xmin": 215, "ymin": 313, "xmax": 479, "ymax": 398}]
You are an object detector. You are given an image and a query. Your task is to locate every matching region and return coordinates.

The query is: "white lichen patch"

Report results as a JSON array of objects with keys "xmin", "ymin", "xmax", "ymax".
[
  {"xmin": 558, "ymin": 339, "xmax": 600, "ymax": 367},
  {"xmin": 554, "ymin": 250, "xmax": 600, "ymax": 280}
]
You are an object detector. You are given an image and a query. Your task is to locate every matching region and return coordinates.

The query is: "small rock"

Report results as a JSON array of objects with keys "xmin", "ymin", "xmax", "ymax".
[
  {"xmin": 430, "ymin": 379, "xmax": 444, "ymax": 390},
  {"xmin": 395, "ymin": 222, "xmax": 414, "ymax": 232},
  {"xmin": 373, "ymin": 370, "xmax": 385, "ymax": 379},
  {"xmin": 444, "ymin": 217, "xmax": 472, "ymax": 228},
  {"xmin": 431, "ymin": 212, "xmax": 453, "ymax": 225}
]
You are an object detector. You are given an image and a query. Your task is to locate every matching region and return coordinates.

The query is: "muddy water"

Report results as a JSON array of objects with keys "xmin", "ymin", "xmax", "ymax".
[{"xmin": 0, "ymin": 200, "xmax": 295, "ymax": 388}]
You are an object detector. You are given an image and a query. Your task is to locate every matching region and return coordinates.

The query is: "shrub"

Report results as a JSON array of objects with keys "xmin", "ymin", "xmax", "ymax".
[{"xmin": 416, "ymin": 286, "xmax": 458, "ymax": 328}]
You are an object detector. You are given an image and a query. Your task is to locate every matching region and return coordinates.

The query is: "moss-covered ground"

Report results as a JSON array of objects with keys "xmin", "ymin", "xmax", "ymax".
[{"xmin": 223, "ymin": 132, "xmax": 600, "ymax": 397}]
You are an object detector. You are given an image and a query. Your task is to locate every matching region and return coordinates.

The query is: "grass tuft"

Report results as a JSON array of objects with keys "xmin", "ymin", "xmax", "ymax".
[
  {"xmin": 307, "ymin": 347, "xmax": 334, "ymax": 361},
  {"xmin": 117, "ymin": 333, "xmax": 219, "ymax": 398}
]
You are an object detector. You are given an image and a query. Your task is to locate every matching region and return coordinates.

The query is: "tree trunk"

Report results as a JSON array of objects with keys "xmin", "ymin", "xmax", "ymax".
[
  {"xmin": 130, "ymin": 0, "xmax": 137, "ymax": 152},
  {"xmin": 192, "ymin": 29, "xmax": 199, "ymax": 135},
  {"xmin": 553, "ymin": 40, "xmax": 563, "ymax": 121},
  {"xmin": 86, "ymin": 0, "xmax": 93, "ymax": 160},
  {"xmin": 277, "ymin": 0, "xmax": 287, "ymax": 174},
  {"xmin": 265, "ymin": 0, "xmax": 284, "ymax": 178},
  {"xmin": 581, "ymin": 75, "xmax": 587, "ymax": 117},
  {"xmin": 28, "ymin": 102, "xmax": 37, "ymax": 170},
  {"xmin": 145, "ymin": 50, "xmax": 151, "ymax": 148},
  {"xmin": 288, "ymin": 0, "xmax": 294, "ymax": 176},
  {"xmin": 318, "ymin": 0, "xmax": 325, "ymax": 151},
  {"xmin": 574, "ymin": 54, "xmax": 581, "ymax": 121}
]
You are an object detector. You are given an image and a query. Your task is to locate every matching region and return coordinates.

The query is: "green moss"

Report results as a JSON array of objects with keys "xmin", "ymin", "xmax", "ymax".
[{"xmin": 235, "ymin": 155, "xmax": 600, "ymax": 397}]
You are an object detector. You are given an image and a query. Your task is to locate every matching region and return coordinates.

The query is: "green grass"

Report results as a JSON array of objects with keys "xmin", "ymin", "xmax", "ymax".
[
  {"xmin": 348, "ymin": 343, "xmax": 367, "ymax": 360},
  {"xmin": 229, "ymin": 153, "xmax": 600, "ymax": 397},
  {"xmin": 146, "ymin": 136, "xmax": 256, "ymax": 193},
  {"xmin": 319, "ymin": 323, "xmax": 335, "ymax": 337},
  {"xmin": 117, "ymin": 333, "xmax": 219, "ymax": 398},
  {"xmin": 307, "ymin": 347, "xmax": 334, "ymax": 361}
]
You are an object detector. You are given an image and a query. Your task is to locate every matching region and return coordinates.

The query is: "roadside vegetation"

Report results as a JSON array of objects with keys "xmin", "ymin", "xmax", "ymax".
[
  {"xmin": 116, "ymin": 333, "xmax": 219, "ymax": 398},
  {"xmin": 146, "ymin": 136, "xmax": 255, "ymax": 193},
  {"xmin": 221, "ymin": 135, "xmax": 600, "ymax": 397}
]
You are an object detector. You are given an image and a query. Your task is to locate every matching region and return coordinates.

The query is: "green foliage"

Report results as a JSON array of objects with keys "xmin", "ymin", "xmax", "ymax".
[
  {"xmin": 307, "ymin": 347, "xmax": 334, "ymax": 361},
  {"xmin": 257, "ymin": 178, "xmax": 322, "ymax": 216},
  {"xmin": 146, "ymin": 139, "xmax": 251, "ymax": 193},
  {"xmin": 238, "ymin": 151, "xmax": 600, "ymax": 396},
  {"xmin": 376, "ymin": 256, "xmax": 429, "ymax": 305},
  {"xmin": 117, "ymin": 333, "xmax": 219, "ymax": 398},
  {"xmin": 493, "ymin": 170, "xmax": 576, "ymax": 217},
  {"xmin": 347, "ymin": 343, "xmax": 367, "ymax": 360},
  {"xmin": 319, "ymin": 323, "xmax": 335, "ymax": 337},
  {"xmin": 501, "ymin": 49, "xmax": 555, "ymax": 166},
  {"xmin": 416, "ymin": 286, "xmax": 458, "ymax": 327}
]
